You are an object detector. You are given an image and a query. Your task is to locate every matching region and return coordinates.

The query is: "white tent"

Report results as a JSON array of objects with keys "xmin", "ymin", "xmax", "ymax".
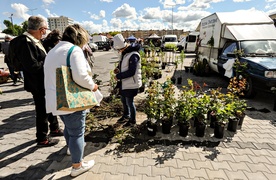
[{"xmin": 148, "ymin": 33, "xmax": 161, "ymax": 39}]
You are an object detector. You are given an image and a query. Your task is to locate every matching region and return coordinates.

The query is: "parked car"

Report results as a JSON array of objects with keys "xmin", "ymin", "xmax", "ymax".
[
  {"xmin": 89, "ymin": 42, "xmax": 98, "ymax": 52},
  {"xmin": 177, "ymin": 38, "xmax": 186, "ymax": 52},
  {"xmin": 161, "ymin": 34, "xmax": 178, "ymax": 51},
  {"xmin": 198, "ymin": 11, "xmax": 276, "ymax": 97},
  {"xmin": 185, "ymin": 31, "xmax": 199, "ymax": 53},
  {"xmin": 95, "ymin": 41, "xmax": 111, "ymax": 51}
]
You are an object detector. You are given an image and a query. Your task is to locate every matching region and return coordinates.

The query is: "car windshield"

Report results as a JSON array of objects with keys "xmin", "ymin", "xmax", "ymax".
[
  {"xmin": 241, "ymin": 40, "xmax": 276, "ymax": 55},
  {"xmin": 165, "ymin": 37, "xmax": 177, "ymax": 42}
]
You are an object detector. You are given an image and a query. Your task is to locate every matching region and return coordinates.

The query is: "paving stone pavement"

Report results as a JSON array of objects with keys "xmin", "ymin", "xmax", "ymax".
[{"xmin": 1, "ymin": 53, "xmax": 276, "ymax": 180}]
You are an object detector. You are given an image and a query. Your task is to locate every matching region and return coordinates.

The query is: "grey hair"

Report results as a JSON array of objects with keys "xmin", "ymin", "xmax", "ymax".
[{"xmin": 28, "ymin": 16, "xmax": 46, "ymax": 30}]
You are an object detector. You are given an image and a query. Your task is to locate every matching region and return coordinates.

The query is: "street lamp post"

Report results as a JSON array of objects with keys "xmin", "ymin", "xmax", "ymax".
[
  {"xmin": 29, "ymin": 8, "xmax": 37, "ymax": 15},
  {"xmin": 171, "ymin": 6, "xmax": 173, "ymax": 34},
  {"xmin": 166, "ymin": 4, "xmax": 176, "ymax": 35},
  {"xmin": 9, "ymin": 14, "xmax": 14, "ymax": 35}
]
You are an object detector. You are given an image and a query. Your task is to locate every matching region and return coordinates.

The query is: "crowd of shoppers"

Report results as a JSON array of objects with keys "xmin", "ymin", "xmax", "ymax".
[{"xmin": 1, "ymin": 15, "xmax": 142, "ymax": 177}]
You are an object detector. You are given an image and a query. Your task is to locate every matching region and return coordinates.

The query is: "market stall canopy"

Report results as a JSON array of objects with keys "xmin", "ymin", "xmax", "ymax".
[
  {"xmin": 0, "ymin": 32, "xmax": 6, "ymax": 38},
  {"xmin": 0, "ymin": 32, "xmax": 6, "ymax": 42},
  {"xmin": 148, "ymin": 33, "xmax": 161, "ymax": 39},
  {"xmin": 127, "ymin": 35, "xmax": 137, "ymax": 40},
  {"xmin": 144, "ymin": 33, "xmax": 162, "ymax": 47}
]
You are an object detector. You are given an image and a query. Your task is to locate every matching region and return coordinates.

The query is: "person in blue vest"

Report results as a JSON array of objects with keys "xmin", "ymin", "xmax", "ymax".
[{"xmin": 113, "ymin": 34, "xmax": 142, "ymax": 127}]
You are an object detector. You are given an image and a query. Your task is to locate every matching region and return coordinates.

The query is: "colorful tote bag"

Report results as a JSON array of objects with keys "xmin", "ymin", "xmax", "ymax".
[{"xmin": 56, "ymin": 46, "xmax": 98, "ymax": 111}]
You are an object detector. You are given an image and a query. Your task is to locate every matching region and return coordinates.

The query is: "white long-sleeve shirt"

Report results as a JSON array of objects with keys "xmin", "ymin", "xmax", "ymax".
[{"xmin": 44, "ymin": 41, "xmax": 96, "ymax": 115}]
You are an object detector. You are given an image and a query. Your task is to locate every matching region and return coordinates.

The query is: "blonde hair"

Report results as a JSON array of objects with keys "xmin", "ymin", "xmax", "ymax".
[{"xmin": 62, "ymin": 24, "xmax": 89, "ymax": 47}]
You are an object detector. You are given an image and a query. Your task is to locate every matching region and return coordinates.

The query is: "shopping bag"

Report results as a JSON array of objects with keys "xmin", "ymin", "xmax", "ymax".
[
  {"xmin": 56, "ymin": 46, "xmax": 98, "ymax": 111},
  {"xmin": 93, "ymin": 89, "xmax": 103, "ymax": 106}
]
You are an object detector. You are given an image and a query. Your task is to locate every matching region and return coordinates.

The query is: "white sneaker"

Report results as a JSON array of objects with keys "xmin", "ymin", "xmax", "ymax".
[
  {"xmin": 67, "ymin": 142, "xmax": 87, "ymax": 156},
  {"xmin": 70, "ymin": 160, "xmax": 95, "ymax": 177}
]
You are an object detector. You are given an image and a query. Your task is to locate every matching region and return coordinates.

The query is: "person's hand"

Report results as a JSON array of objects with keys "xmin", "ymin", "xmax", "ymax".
[
  {"xmin": 114, "ymin": 76, "xmax": 118, "ymax": 81},
  {"xmin": 92, "ymin": 84, "xmax": 98, "ymax": 92},
  {"xmin": 114, "ymin": 68, "xmax": 120, "ymax": 74}
]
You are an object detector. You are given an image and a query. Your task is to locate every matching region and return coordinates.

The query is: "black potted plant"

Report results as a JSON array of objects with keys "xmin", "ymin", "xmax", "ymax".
[
  {"xmin": 160, "ymin": 51, "xmax": 167, "ymax": 68},
  {"xmin": 170, "ymin": 76, "xmax": 176, "ymax": 84},
  {"xmin": 234, "ymin": 98, "xmax": 247, "ymax": 127},
  {"xmin": 144, "ymin": 81, "xmax": 161, "ymax": 136},
  {"xmin": 183, "ymin": 79, "xmax": 210, "ymax": 137},
  {"xmin": 176, "ymin": 51, "xmax": 185, "ymax": 85},
  {"xmin": 212, "ymin": 94, "xmax": 233, "ymax": 139},
  {"xmin": 227, "ymin": 116, "xmax": 239, "ymax": 132},
  {"xmin": 227, "ymin": 76, "xmax": 248, "ymax": 128},
  {"xmin": 208, "ymin": 88, "xmax": 224, "ymax": 128},
  {"xmin": 160, "ymin": 79, "xmax": 176, "ymax": 134},
  {"xmin": 193, "ymin": 91, "xmax": 210, "ymax": 137},
  {"xmin": 175, "ymin": 85, "xmax": 194, "ymax": 137},
  {"xmin": 153, "ymin": 68, "xmax": 162, "ymax": 80}
]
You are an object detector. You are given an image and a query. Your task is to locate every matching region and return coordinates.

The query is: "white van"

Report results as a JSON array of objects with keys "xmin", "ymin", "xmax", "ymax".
[
  {"xmin": 185, "ymin": 31, "xmax": 199, "ymax": 52},
  {"xmin": 161, "ymin": 34, "xmax": 178, "ymax": 51}
]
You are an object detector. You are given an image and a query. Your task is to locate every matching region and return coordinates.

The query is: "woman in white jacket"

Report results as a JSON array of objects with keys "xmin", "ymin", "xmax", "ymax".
[{"xmin": 44, "ymin": 24, "xmax": 98, "ymax": 177}]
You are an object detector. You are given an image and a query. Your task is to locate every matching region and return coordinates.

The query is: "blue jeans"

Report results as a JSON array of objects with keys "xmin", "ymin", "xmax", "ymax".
[
  {"xmin": 60, "ymin": 111, "xmax": 86, "ymax": 164},
  {"xmin": 120, "ymin": 95, "xmax": 136, "ymax": 123}
]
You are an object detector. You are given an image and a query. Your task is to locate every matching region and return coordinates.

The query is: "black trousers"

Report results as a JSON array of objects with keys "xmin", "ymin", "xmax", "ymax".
[
  {"xmin": 31, "ymin": 91, "xmax": 59, "ymax": 142},
  {"xmin": 6, "ymin": 63, "xmax": 17, "ymax": 84}
]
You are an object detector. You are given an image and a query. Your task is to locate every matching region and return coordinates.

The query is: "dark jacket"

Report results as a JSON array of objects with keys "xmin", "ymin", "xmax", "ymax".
[
  {"xmin": 42, "ymin": 39, "xmax": 56, "ymax": 53},
  {"xmin": 1, "ymin": 41, "xmax": 10, "ymax": 63},
  {"xmin": 12, "ymin": 35, "xmax": 46, "ymax": 94}
]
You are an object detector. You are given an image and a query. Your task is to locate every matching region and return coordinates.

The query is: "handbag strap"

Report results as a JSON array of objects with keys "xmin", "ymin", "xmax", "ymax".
[{"xmin": 66, "ymin": 46, "xmax": 76, "ymax": 67}]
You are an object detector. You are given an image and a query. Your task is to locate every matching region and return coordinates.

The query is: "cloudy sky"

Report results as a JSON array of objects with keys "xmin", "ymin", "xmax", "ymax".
[{"xmin": 0, "ymin": 0, "xmax": 275, "ymax": 34}]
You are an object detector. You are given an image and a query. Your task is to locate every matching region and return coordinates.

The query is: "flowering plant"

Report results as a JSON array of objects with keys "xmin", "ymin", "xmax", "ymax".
[
  {"xmin": 186, "ymin": 79, "xmax": 210, "ymax": 123},
  {"xmin": 227, "ymin": 76, "xmax": 247, "ymax": 96}
]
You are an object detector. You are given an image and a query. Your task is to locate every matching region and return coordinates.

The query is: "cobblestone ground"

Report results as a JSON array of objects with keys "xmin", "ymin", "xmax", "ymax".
[{"xmin": 1, "ymin": 52, "xmax": 276, "ymax": 179}]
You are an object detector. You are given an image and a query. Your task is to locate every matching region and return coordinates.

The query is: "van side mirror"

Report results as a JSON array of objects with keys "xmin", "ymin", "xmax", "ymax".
[{"xmin": 227, "ymin": 53, "xmax": 237, "ymax": 58}]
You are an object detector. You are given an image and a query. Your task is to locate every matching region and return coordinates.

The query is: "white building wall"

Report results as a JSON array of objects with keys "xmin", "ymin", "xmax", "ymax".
[{"xmin": 48, "ymin": 16, "xmax": 74, "ymax": 33}]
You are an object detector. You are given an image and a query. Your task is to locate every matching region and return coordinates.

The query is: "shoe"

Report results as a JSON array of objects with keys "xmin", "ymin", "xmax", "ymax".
[
  {"xmin": 67, "ymin": 142, "xmax": 87, "ymax": 156},
  {"xmin": 123, "ymin": 121, "xmax": 136, "ymax": 127},
  {"xmin": 70, "ymin": 160, "xmax": 95, "ymax": 177},
  {"xmin": 37, "ymin": 138, "xmax": 59, "ymax": 147},
  {"xmin": 18, "ymin": 78, "xmax": 24, "ymax": 83},
  {"xmin": 49, "ymin": 129, "xmax": 64, "ymax": 137},
  {"xmin": 117, "ymin": 116, "xmax": 130, "ymax": 123}
]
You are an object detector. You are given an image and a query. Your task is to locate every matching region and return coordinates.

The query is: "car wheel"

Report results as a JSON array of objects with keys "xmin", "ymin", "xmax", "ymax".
[{"xmin": 244, "ymin": 76, "xmax": 256, "ymax": 98}]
